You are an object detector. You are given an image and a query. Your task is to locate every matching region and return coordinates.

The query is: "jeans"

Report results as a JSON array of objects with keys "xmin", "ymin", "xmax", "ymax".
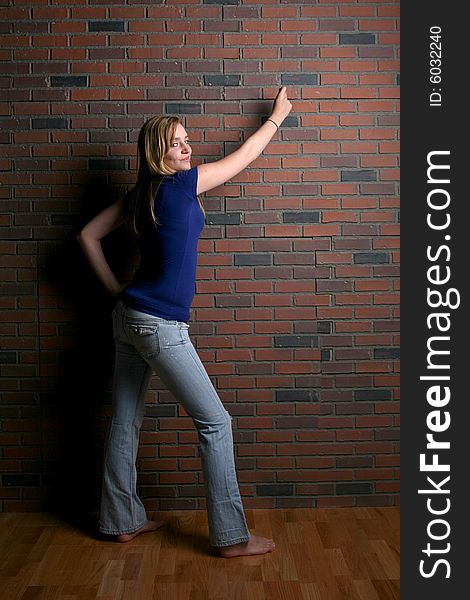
[{"xmin": 99, "ymin": 299, "xmax": 251, "ymax": 547}]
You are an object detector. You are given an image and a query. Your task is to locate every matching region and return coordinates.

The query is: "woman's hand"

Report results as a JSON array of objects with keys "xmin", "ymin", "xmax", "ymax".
[
  {"xmin": 271, "ymin": 86, "xmax": 292, "ymax": 124},
  {"xmin": 196, "ymin": 87, "xmax": 293, "ymax": 195}
]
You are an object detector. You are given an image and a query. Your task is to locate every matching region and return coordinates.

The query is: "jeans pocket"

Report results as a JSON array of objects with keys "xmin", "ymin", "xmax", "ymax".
[
  {"xmin": 127, "ymin": 323, "xmax": 160, "ymax": 358},
  {"xmin": 158, "ymin": 322, "xmax": 188, "ymax": 349},
  {"xmin": 128, "ymin": 324, "xmax": 158, "ymax": 336}
]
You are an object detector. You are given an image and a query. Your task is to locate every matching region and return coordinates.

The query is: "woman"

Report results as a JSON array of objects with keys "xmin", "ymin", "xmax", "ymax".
[{"xmin": 77, "ymin": 87, "xmax": 292, "ymax": 557}]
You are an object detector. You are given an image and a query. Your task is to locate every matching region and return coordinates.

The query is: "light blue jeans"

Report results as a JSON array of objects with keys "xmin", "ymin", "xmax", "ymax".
[{"xmin": 99, "ymin": 299, "xmax": 251, "ymax": 547}]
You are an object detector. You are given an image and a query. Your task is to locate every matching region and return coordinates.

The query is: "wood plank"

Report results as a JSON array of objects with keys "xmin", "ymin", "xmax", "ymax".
[{"xmin": 0, "ymin": 508, "xmax": 399, "ymax": 600}]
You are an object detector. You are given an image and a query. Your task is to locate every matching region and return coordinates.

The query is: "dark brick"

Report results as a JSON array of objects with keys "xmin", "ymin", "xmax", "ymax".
[
  {"xmin": 51, "ymin": 215, "xmax": 79, "ymax": 226},
  {"xmin": 50, "ymin": 76, "xmax": 88, "ymax": 87},
  {"xmin": 353, "ymin": 252, "xmax": 390, "ymax": 264},
  {"xmin": 321, "ymin": 349, "xmax": 331, "ymax": 361},
  {"xmin": 354, "ymin": 390, "xmax": 392, "ymax": 401},
  {"xmin": 216, "ymin": 295, "xmax": 252, "ymax": 307},
  {"xmin": 343, "ymin": 224, "xmax": 378, "ymax": 237},
  {"xmin": 284, "ymin": 184, "xmax": 319, "ymax": 196},
  {"xmin": 282, "ymin": 47, "xmax": 318, "ymax": 59},
  {"xmin": 234, "ymin": 254, "xmax": 271, "ymax": 266},
  {"xmin": 274, "ymin": 335, "xmax": 318, "ymax": 348},
  {"xmin": 296, "ymin": 321, "xmax": 321, "ymax": 334},
  {"xmin": 89, "ymin": 158, "xmax": 126, "ymax": 171},
  {"xmin": 257, "ymin": 484, "xmax": 294, "ymax": 496},
  {"xmin": 397, "ymin": 73, "xmax": 400, "ymax": 85},
  {"xmin": 374, "ymin": 348, "xmax": 400, "ymax": 359},
  {"xmin": 268, "ymin": 115, "xmax": 298, "ymax": 127},
  {"xmin": 321, "ymin": 156, "xmax": 356, "ymax": 168},
  {"xmin": 281, "ymin": 74, "xmax": 318, "ymax": 86},
  {"xmin": 0, "ymin": 282, "xmax": 36, "ymax": 294},
  {"xmin": 146, "ymin": 406, "xmax": 176, "ymax": 417},
  {"xmin": 295, "ymin": 376, "xmax": 323, "ymax": 389},
  {"xmin": 204, "ymin": 75, "xmax": 240, "ymax": 86},
  {"xmin": 89, "ymin": 48, "xmax": 125, "ymax": 60},
  {"xmin": 336, "ymin": 482, "xmax": 373, "ymax": 495},
  {"xmin": 317, "ymin": 281, "xmax": 353, "ymax": 292},
  {"xmin": 376, "ymin": 429, "xmax": 400, "ymax": 441},
  {"xmin": 165, "ymin": 103, "xmax": 202, "ymax": 114},
  {"xmin": 204, "ymin": 20, "xmax": 239, "ymax": 32},
  {"xmin": 341, "ymin": 170, "xmax": 377, "ymax": 182},
  {"xmin": 0, "ymin": 352, "xmax": 17, "ymax": 364},
  {"xmin": 277, "ymin": 417, "xmax": 318, "ymax": 429},
  {"xmin": 89, "ymin": 21, "xmax": 126, "ymax": 32},
  {"xmin": 3, "ymin": 474, "xmax": 41, "ymax": 487},
  {"xmin": 319, "ymin": 20, "xmax": 355, "ymax": 32},
  {"xmin": 283, "ymin": 211, "xmax": 319, "ymax": 223},
  {"xmin": 339, "ymin": 33, "xmax": 376, "ymax": 45},
  {"xmin": 317, "ymin": 321, "xmax": 332, "ymax": 334},
  {"xmin": 32, "ymin": 118, "xmax": 68, "ymax": 129},
  {"xmin": 283, "ymin": 130, "xmax": 317, "ymax": 142},
  {"xmin": 275, "ymin": 390, "xmax": 318, "ymax": 402},
  {"xmin": 16, "ymin": 158, "xmax": 49, "ymax": 171},
  {"xmin": 206, "ymin": 213, "xmax": 240, "ymax": 225}
]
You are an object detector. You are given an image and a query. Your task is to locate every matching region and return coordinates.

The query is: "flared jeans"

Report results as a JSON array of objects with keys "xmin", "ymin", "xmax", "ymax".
[{"xmin": 99, "ymin": 299, "xmax": 250, "ymax": 547}]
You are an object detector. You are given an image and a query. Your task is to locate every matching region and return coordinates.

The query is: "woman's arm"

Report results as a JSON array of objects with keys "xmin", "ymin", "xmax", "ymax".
[
  {"xmin": 196, "ymin": 86, "xmax": 292, "ymax": 195},
  {"xmin": 76, "ymin": 197, "xmax": 127, "ymax": 296}
]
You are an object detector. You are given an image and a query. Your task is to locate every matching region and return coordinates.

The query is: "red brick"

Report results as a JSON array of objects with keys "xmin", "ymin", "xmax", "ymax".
[
  {"xmin": 319, "ymin": 100, "xmax": 356, "ymax": 112},
  {"xmin": 321, "ymin": 128, "xmax": 357, "ymax": 140},
  {"xmin": 262, "ymin": 33, "xmax": 299, "ymax": 45},
  {"xmin": 340, "ymin": 6, "xmax": 375, "ymax": 16},
  {"xmin": 360, "ymin": 20, "xmax": 398, "ymax": 31},
  {"xmin": 301, "ymin": 34, "xmax": 337, "ymax": 45},
  {"xmin": 340, "ymin": 60, "xmax": 377, "ymax": 72},
  {"xmin": 243, "ymin": 47, "xmax": 278, "ymax": 59}
]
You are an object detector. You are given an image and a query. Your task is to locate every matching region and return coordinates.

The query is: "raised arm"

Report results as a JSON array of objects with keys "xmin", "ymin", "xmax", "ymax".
[
  {"xmin": 76, "ymin": 197, "xmax": 127, "ymax": 296},
  {"xmin": 196, "ymin": 87, "xmax": 292, "ymax": 195}
]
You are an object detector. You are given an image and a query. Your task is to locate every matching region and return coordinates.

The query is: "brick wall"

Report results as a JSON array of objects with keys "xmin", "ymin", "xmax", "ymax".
[{"xmin": 0, "ymin": 1, "xmax": 400, "ymax": 515}]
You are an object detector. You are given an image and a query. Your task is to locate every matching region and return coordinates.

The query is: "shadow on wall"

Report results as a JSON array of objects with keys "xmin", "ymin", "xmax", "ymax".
[{"xmin": 39, "ymin": 173, "xmax": 136, "ymax": 535}]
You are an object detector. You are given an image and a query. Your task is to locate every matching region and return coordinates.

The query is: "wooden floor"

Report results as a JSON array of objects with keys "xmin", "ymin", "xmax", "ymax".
[{"xmin": 0, "ymin": 507, "xmax": 399, "ymax": 600}]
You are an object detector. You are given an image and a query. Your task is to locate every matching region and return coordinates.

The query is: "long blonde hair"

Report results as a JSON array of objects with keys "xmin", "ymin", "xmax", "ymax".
[{"xmin": 124, "ymin": 115, "xmax": 205, "ymax": 235}]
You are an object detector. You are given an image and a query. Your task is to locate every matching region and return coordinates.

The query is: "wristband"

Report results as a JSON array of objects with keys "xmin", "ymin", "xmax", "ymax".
[{"xmin": 266, "ymin": 118, "xmax": 279, "ymax": 130}]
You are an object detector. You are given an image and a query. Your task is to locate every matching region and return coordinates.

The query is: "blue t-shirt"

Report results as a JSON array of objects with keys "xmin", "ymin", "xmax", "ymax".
[{"xmin": 121, "ymin": 166, "xmax": 204, "ymax": 323}]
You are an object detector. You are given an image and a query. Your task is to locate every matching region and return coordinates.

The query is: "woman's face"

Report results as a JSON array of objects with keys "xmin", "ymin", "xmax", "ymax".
[{"xmin": 163, "ymin": 123, "xmax": 192, "ymax": 171}]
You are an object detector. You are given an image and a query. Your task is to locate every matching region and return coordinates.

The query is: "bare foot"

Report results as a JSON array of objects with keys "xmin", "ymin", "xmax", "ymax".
[
  {"xmin": 115, "ymin": 520, "xmax": 164, "ymax": 543},
  {"xmin": 217, "ymin": 535, "xmax": 275, "ymax": 558}
]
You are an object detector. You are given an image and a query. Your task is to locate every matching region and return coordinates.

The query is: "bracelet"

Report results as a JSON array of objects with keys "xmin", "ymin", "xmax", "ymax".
[{"xmin": 266, "ymin": 118, "xmax": 279, "ymax": 130}]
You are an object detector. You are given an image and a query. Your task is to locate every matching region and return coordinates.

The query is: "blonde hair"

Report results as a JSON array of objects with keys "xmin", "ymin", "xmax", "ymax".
[{"xmin": 124, "ymin": 115, "xmax": 205, "ymax": 235}]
